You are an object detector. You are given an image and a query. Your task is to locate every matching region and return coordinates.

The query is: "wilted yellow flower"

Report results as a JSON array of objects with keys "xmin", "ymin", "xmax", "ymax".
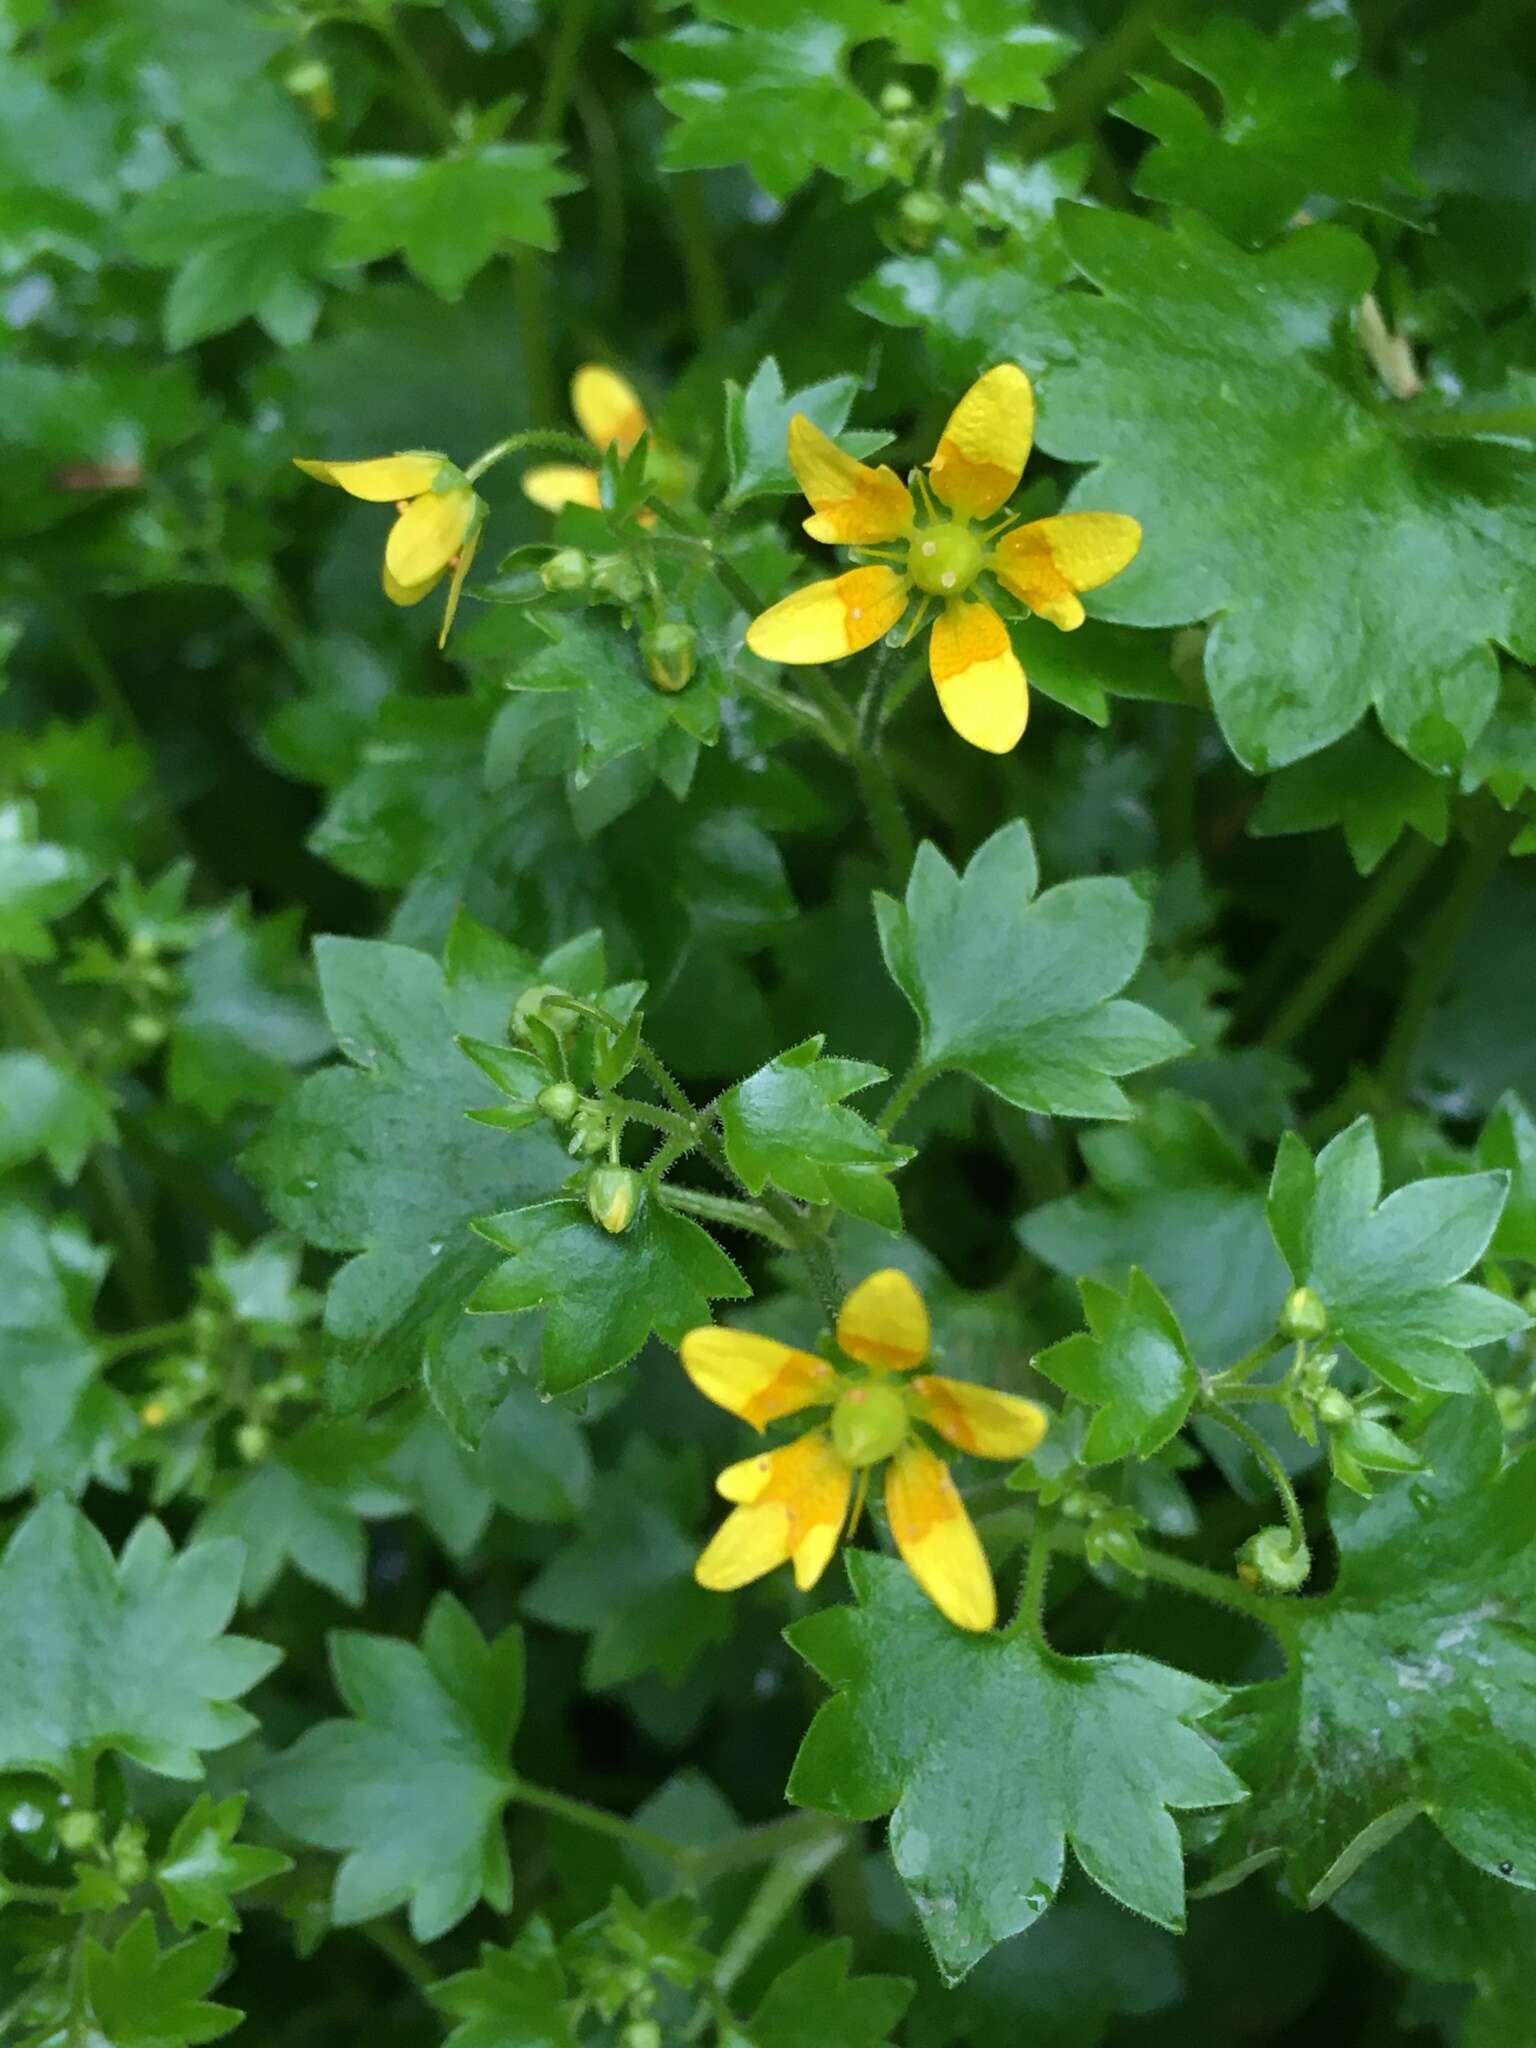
[
  {"xmin": 744, "ymin": 365, "xmax": 1142, "ymax": 753},
  {"xmin": 522, "ymin": 365, "xmax": 651, "ymax": 516},
  {"xmin": 679, "ymin": 1268, "xmax": 1048, "ymax": 1632},
  {"xmin": 293, "ymin": 452, "xmax": 485, "ymax": 648}
]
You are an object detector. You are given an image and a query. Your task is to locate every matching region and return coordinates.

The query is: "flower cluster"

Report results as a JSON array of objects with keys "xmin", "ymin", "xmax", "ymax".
[
  {"xmin": 680, "ymin": 1268, "xmax": 1047, "ymax": 1632},
  {"xmin": 292, "ymin": 451, "xmax": 485, "ymax": 648}
]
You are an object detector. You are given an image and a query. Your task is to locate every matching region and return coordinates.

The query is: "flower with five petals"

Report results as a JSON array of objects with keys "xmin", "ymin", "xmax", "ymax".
[
  {"xmin": 293, "ymin": 451, "xmax": 485, "ymax": 648},
  {"xmin": 680, "ymin": 1268, "xmax": 1048, "ymax": 1632},
  {"xmin": 744, "ymin": 364, "xmax": 1142, "ymax": 753}
]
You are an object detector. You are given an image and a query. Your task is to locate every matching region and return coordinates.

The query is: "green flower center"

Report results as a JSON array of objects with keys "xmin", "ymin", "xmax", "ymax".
[
  {"xmin": 906, "ymin": 522, "xmax": 983, "ymax": 597},
  {"xmin": 831, "ymin": 1382, "xmax": 911, "ymax": 1469}
]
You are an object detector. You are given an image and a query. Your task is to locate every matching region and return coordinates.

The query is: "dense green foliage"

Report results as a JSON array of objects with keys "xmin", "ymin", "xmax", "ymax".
[{"xmin": 3, "ymin": 0, "xmax": 1535, "ymax": 2041}]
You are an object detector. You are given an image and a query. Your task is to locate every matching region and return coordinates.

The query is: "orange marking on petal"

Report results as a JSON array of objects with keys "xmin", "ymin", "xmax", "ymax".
[
  {"xmin": 928, "ymin": 598, "xmax": 1028, "ymax": 753},
  {"xmin": 914, "ymin": 1375, "xmax": 1050, "ymax": 1460},
  {"xmin": 789, "ymin": 413, "xmax": 914, "ymax": 544},
  {"xmin": 929, "ymin": 365, "xmax": 1035, "ymax": 520},
  {"xmin": 885, "ymin": 1441, "xmax": 996, "ymax": 1631}
]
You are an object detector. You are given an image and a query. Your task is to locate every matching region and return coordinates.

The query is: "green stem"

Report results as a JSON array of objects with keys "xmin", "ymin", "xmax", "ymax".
[
  {"xmin": 97, "ymin": 1317, "xmax": 192, "ymax": 1365},
  {"xmin": 465, "ymin": 427, "xmax": 593, "ymax": 482},
  {"xmin": 1203, "ymin": 1405, "xmax": 1308, "ymax": 1558},
  {"xmin": 877, "ymin": 1058, "xmax": 930, "ymax": 1137},
  {"xmin": 611, "ymin": 1097, "xmax": 700, "ymax": 1144},
  {"xmin": 1069, "ymin": 1526, "xmax": 1290, "ymax": 1632},
  {"xmin": 1002, "ymin": 1515, "xmax": 1055, "ymax": 1642},
  {"xmin": 658, "ymin": 1184, "xmax": 796, "ymax": 1249},
  {"xmin": 690, "ymin": 1811, "xmax": 848, "ymax": 1885},
  {"xmin": 668, "ymin": 171, "xmax": 729, "ymax": 350},
  {"xmin": 361, "ymin": 1920, "xmax": 436, "ymax": 1995},
  {"xmin": 1207, "ymin": 1331, "xmax": 1286, "ymax": 1394},
  {"xmin": 1396, "ymin": 404, "xmax": 1536, "ymax": 441},
  {"xmin": 513, "ymin": 1781, "xmax": 697, "ymax": 1865},
  {"xmin": 649, "ymin": 499, "xmax": 770, "ymax": 621},
  {"xmin": 1261, "ymin": 832, "xmax": 1439, "ymax": 1050},
  {"xmin": 534, "ymin": 0, "xmax": 591, "ymax": 141},
  {"xmin": 708, "ymin": 1830, "xmax": 847, "ymax": 2001},
  {"xmin": 1378, "ymin": 813, "xmax": 1517, "ymax": 1100},
  {"xmin": 1027, "ymin": 0, "xmax": 1191, "ymax": 148},
  {"xmin": 0, "ymin": 1878, "xmax": 74, "ymax": 1906},
  {"xmin": 373, "ymin": 16, "xmax": 457, "ymax": 146}
]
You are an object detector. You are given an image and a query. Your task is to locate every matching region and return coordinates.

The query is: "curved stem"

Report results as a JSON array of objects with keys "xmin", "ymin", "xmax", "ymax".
[
  {"xmin": 466, "ymin": 428, "xmax": 594, "ymax": 482},
  {"xmin": 1207, "ymin": 1330, "xmax": 1286, "ymax": 1395},
  {"xmin": 1203, "ymin": 1405, "xmax": 1308, "ymax": 1558},
  {"xmin": 512, "ymin": 1780, "xmax": 696, "ymax": 1865},
  {"xmin": 658, "ymin": 1184, "xmax": 796, "ymax": 1249},
  {"xmin": 1262, "ymin": 832, "xmax": 1439, "ymax": 1050},
  {"xmin": 1002, "ymin": 1514, "xmax": 1055, "ymax": 1642},
  {"xmin": 877, "ymin": 1057, "xmax": 930, "ymax": 1137}
]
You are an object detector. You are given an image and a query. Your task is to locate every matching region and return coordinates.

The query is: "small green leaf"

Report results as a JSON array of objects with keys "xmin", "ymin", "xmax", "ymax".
[
  {"xmin": 521, "ymin": 1441, "xmax": 729, "ymax": 1688},
  {"xmin": 257, "ymin": 1594, "xmax": 523, "ymax": 1940},
  {"xmin": 122, "ymin": 172, "xmax": 327, "ymax": 347},
  {"xmin": 0, "ymin": 1495, "xmax": 279, "ymax": 1784},
  {"xmin": 722, "ymin": 357, "xmax": 889, "ymax": 506},
  {"xmin": 876, "ymin": 822, "xmax": 1186, "ymax": 1119},
  {"xmin": 788, "ymin": 1554, "xmax": 1244, "ymax": 1981},
  {"xmin": 1249, "ymin": 725, "xmax": 1452, "ymax": 875},
  {"xmin": 155, "ymin": 1793, "xmax": 292, "ymax": 1933},
  {"xmin": 1477, "ymin": 1091, "xmax": 1536, "ymax": 1263},
  {"xmin": 312, "ymin": 146, "xmax": 583, "ymax": 299},
  {"xmin": 84, "ymin": 1914, "xmax": 240, "ymax": 2047},
  {"xmin": 432, "ymin": 1919, "xmax": 577, "ymax": 2048},
  {"xmin": 1118, "ymin": 9, "xmax": 1419, "ymax": 247},
  {"xmin": 720, "ymin": 1037, "xmax": 913, "ymax": 1229},
  {"xmin": 471, "ymin": 1195, "xmax": 748, "ymax": 1394},
  {"xmin": 0, "ymin": 799, "xmax": 101, "ymax": 960},
  {"xmin": 629, "ymin": 1, "xmax": 890, "ymax": 202},
  {"xmin": 744, "ymin": 1938, "xmax": 913, "ymax": 2047},
  {"xmin": 1035, "ymin": 1268, "xmax": 1200, "ymax": 1462},
  {"xmin": 0, "ymin": 1049, "xmax": 116, "ymax": 1182},
  {"xmin": 194, "ymin": 1436, "xmax": 368, "ymax": 1607},
  {"xmin": 1266, "ymin": 1116, "xmax": 1526, "ymax": 1395},
  {"xmin": 889, "ymin": 0, "xmax": 1073, "ymax": 116}
]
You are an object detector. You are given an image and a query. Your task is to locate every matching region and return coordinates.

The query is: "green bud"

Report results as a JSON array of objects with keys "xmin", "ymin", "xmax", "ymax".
[
  {"xmin": 189, "ymin": 1304, "xmax": 221, "ymax": 1352},
  {"xmin": 235, "ymin": 1420, "xmax": 269, "ymax": 1465},
  {"xmin": 539, "ymin": 547, "xmax": 590, "ymax": 594},
  {"xmin": 285, "ymin": 58, "xmax": 335, "ymax": 119},
  {"xmin": 1496, "ymin": 1383, "xmax": 1533, "ymax": 1434},
  {"xmin": 897, "ymin": 188, "xmax": 945, "ymax": 249},
  {"xmin": 1281, "ymin": 1285, "xmax": 1328, "ymax": 1342},
  {"xmin": 879, "ymin": 81, "xmax": 916, "ymax": 116},
  {"xmin": 111, "ymin": 1821, "xmax": 149, "ymax": 1889},
  {"xmin": 537, "ymin": 1081, "xmax": 580, "ymax": 1123},
  {"xmin": 587, "ymin": 1165, "xmax": 639, "ymax": 1235},
  {"xmin": 511, "ymin": 983, "xmax": 572, "ymax": 1043},
  {"xmin": 1316, "ymin": 1386, "xmax": 1355, "ymax": 1427},
  {"xmin": 567, "ymin": 1104, "xmax": 609, "ymax": 1157},
  {"xmin": 1237, "ymin": 1525, "xmax": 1311, "ymax": 1592},
  {"xmin": 57, "ymin": 1808, "xmax": 101, "ymax": 1853},
  {"xmin": 591, "ymin": 554, "xmax": 644, "ymax": 606},
  {"xmin": 128, "ymin": 1012, "xmax": 166, "ymax": 1048},
  {"xmin": 831, "ymin": 1381, "xmax": 910, "ymax": 1469},
  {"xmin": 641, "ymin": 620, "xmax": 696, "ymax": 693},
  {"xmin": 622, "ymin": 2026, "xmax": 661, "ymax": 2048}
]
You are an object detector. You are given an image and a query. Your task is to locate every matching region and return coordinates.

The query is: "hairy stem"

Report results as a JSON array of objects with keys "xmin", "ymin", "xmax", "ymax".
[{"xmin": 1262, "ymin": 832, "xmax": 1439, "ymax": 1050}]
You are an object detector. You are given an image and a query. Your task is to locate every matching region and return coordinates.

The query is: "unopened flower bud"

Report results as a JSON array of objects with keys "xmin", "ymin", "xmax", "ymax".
[
  {"xmin": 537, "ymin": 1081, "xmax": 580, "ymax": 1123},
  {"xmin": 897, "ymin": 188, "xmax": 945, "ymax": 249},
  {"xmin": 642, "ymin": 620, "xmax": 695, "ymax": 693},
  {"xmin": 128, "ymin": 1012, "xmax": 166, "ymax": 1048},
  {"xmin": 1281, "ymin": 1286, "xmax": 1328, "ymax": 1342},
  {"xmin": 539, "ymin": 547, "xmax": 590, "ymax": 594},
  {"xmin": 511, "ymin": 983, "xmax": 571, "ymax": 1043},
  {"xmin": 285, "ymin": 57, "xmax": 336, "ymax": 120},
  {"xmin": 1495, "ymin": 1383, "xmax": 1532, "ymax": 1434},
  {"xmin": 879, "ymin": 81, "xmax": 916, "ymax": 116},
  {"xmin": 235, "ymin": 1421, "xmax": 269, "ymax": 1465},
  {"xmin": 139, "ymin": 1398, "xmax": 172, "ymax": 1429},
  {"xmin": 1237, "ymin": 1525, "xmax": 1311, "ymax": 1592},
  {"xmin": 586, "ymin": 1165, "xmax": 639, "ymax": 1235},
  {"xmin": 567, "ymin": 1104, "xmax": 609, "ymax": 1157},
  {"xmin": 111, "ymin": 1822, "xmax": 148, "ymax": 1888},
  {"xmin": 58, "ymin": 1809, "xmax": 101, "ymax": 1853},
  {"xmin": 591, "ymin": 554, "xmax": 644, "ymax": 606},
  {"xmin": 1316, "ymin": 1387, "xmax": 1354, "ymax": 1427}
]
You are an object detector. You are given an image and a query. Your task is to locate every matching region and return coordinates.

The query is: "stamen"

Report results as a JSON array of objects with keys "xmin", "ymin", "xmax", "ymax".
[
  {"xmin": 897, "ymin": 595, "xmax": 933, "ymax": 647},
  {"xmin": 845, "ymin": 1465, "xmax": 872, "ymax": 1540},
  {"xmin": 911, "ymin": 468, "xmax": 941, "ymax": 521}
]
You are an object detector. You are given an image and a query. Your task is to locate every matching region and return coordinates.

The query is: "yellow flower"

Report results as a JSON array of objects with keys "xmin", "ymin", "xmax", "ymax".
[
  {"xmin": 744, "ymin": 364, "xmax": 1143, "ymax": 754},
  {"xmin": 522, "ymin": 364, "xmax": 652, "ymax": 516},
  {"xmin": 679, "ymin": 1268, "xmax": 1048, "ymax": 1632},
  {"xmin": 293, "ymin": 451, "xmax": 486, "ymax": 649}
]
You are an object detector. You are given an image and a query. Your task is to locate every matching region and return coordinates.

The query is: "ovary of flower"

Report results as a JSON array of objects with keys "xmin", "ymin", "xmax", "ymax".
[
  {"xmin": 744, "ymin": 364, "xmax": 1143, "ymax": 754},
  {"xmin": 522, "ymin": 364, "xmax": 653, "ymax": 516},
  {"xmin": 292, "ymin": 451, "xmax": 485, "ymax": 648},
  {"xmin": 679, "ymin": 1267, "xmax": 1049, "ymax": 1632}
]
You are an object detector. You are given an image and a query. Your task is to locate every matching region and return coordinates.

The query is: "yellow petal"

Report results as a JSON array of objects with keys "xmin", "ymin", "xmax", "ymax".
[
  {"xmin": 885, "ymin": 1441, "xmax": 996, "ymax": 1632},
  {"xmin": 788, "ymin": 414, "xmax": 915, "ymax": 544},
  {"xmin": 747, "ymin": 566, "xmax": 909, "ymax": 666},
  {"xmin": 680, "ymin": 1326, "xmax": 839, "ymax": 1430},
  {"xmin": 837, "ymin": 1269, "xmax": 930, "ymax": 1372},
  {"xmin": 697, "ymin": 1431, "xmax": 852, "ymax": 1593},
  {"xmin": 928, "ymin": 365, "xmax": 1035, "ymax": 519},
  {"xmin": 928, "ymin": 597, "xmax": 1028, "ymax": 753},
  {"xmin": 914, "ymin": 1375, "xmax": 1049, "ymax": 1460},
  {"xmin": 382, "ymin": 559, "xmax": 445, "ymax": 607},
  {"xmin": 293, "ymin": 452, "xmax": 449, "ymax": 502},
  {"xmin": 384, "ymin": 487, "xmax": 476, "ymax": 591},
  {"xmin": 993, "ymin": 513, "xmax": 1142, "ymax": 630},
  {"xmin": 572, "ymin": 364, "xmax": 649, "ymax": 455},
  {"xmin": 522, "ymin": 464, "xmax": 605, "ymax": 514}
]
